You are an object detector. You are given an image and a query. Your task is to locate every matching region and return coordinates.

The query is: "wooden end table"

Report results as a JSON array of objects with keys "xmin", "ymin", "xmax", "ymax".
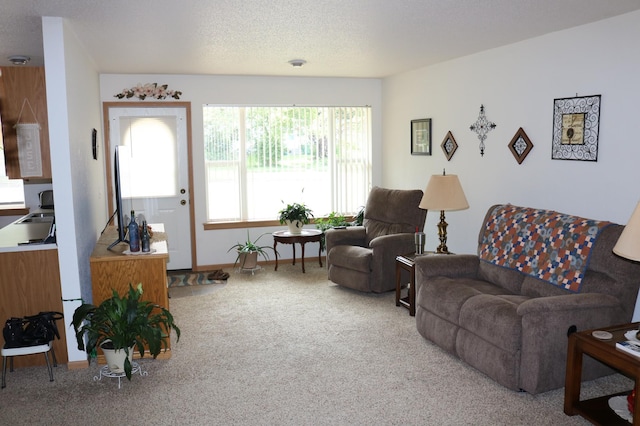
[
  {"xmin": 565, "ymin": 322, "xmax": 640, "ymax": 425},
  {"xmin": 395, "ymin": 253, "xmax": 434, "ymax": 316},
  {"xmin": 272, "ymin": 229, "xmax": 322, "ymax": 273},
  {"xmin": 395, "ymin": 254, "xmax": 417, "ymax": 316}
]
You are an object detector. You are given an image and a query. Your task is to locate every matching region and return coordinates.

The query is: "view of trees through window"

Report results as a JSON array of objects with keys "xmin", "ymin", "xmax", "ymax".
[{"xmin": 203, "ymin": 106, "xmax": 372, "ymax": 222}]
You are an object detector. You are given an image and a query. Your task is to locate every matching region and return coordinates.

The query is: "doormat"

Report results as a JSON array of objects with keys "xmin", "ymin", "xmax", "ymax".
[{"xmin": 167, "ymin": 271, "xmax": 228, "ymax": 288}]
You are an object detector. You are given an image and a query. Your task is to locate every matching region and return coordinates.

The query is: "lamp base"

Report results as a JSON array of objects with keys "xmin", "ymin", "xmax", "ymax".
[{"xmin": 436, "ymin": 210, "xmax": 449, "ymax": 254}]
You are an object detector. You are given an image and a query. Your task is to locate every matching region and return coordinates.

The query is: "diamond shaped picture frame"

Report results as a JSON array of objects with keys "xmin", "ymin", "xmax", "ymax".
[
  {"xmin": 441, "ymin": 131, "xmax": 458, "ymax": 161},
  {"xmin": 508, "ymin": 127, "xmax": 533, "ymax": 164}
]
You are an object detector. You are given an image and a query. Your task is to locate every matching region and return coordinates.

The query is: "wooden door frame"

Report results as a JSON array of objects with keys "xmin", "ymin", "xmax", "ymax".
[{"xmin": 102, "ymin": 101, "xmax": 196, "ymax": 270}]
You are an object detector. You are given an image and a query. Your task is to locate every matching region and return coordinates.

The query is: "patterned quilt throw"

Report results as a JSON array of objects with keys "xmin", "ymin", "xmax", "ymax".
[{"xmin": 478, "ymin": 205, "xmax": 611, "ymax": 292}]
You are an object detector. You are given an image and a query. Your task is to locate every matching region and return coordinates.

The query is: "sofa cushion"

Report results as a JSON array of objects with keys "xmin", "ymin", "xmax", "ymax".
[
  {"xmin": 477, "ymin": 262, "xmax": 525, "ymax": 294},
  {"xmin": 326, "ymin": 245, "xmax": 371, "ymax": 273},
  {"xmin": 459, "ymin": 294, "xmax": 529, "ymax": 353},
  {"xmin": 417, "ymin": 277, "xmax": 510, "ymax": 323}
]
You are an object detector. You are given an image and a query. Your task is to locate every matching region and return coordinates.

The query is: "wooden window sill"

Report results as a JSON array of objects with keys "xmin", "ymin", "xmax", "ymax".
[{"xmin": 0, "ymin": 205, "xmax": 29, "ymax": 216}]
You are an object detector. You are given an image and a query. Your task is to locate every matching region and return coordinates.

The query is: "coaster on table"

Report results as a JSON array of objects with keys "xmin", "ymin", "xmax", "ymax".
[{"xmin": 592, "ymin": 330, "xmax": 613, "ymax": 340}]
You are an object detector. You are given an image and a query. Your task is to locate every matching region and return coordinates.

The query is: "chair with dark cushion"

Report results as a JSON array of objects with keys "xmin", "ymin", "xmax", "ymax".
[{"xmin": 325, "ymin": 186, "xmax": 426, "ymax": 293}]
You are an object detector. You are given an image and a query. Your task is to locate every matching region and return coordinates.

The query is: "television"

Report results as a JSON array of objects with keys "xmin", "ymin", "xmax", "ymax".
[{"xmin": 107, "ymin": 145, "xmax": 129, "ymax": 250}]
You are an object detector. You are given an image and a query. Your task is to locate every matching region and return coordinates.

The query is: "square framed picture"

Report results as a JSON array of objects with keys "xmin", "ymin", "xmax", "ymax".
[
  {"xmin": 411, "ymin": 119, "xmax": 432, "ymax": 155},
  {"xmin": 551, "ymin": 94, "xmax": 600, "ymax": 161}
]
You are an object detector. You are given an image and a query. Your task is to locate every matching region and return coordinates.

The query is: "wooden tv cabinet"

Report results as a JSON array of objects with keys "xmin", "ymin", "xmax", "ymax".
[{"xmin": 89, "ymin": 224, "xmax": 171, "ymax": 361}]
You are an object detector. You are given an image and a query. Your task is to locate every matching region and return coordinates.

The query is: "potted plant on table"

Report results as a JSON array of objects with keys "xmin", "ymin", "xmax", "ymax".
[
  {"xmin": 228, "ymin": 231, "xmax": 275, "ymax": 270},
  {"xmin": 71, "ymin": 283, "xmax": 180, "ymax": 380},
  {"xmin": 278, "ymin": 202, "xmax": 314, "ymax": 234}
]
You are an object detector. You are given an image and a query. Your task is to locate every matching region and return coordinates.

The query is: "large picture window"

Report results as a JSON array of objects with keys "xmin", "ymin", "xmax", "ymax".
[{"xmin": 203, "ymin": 106, "xmax": 372, "ymax": 222}]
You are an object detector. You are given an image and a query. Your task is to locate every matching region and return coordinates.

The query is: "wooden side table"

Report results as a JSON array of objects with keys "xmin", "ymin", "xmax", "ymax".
[
  {"xmin": 564, "ymin": 322, "xmax": 640, "ymax": 425},
  {"xmin": 395, "ymin": 253, "xmax": 420, "ymax": 316},
  {"xmin": 272, "ymin": 229, "xmax": 322, "ymax": 273}
]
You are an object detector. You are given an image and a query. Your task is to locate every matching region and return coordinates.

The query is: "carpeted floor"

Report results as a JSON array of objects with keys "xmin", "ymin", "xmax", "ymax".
[{"xmin": 0, "ymin": 263, "xmax": 632, "ymax": 425}]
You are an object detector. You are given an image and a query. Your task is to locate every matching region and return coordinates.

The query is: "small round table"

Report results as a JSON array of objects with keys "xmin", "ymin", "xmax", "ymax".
[{"xmin": 272, "ymin": 229, "xmax": 323, "ymax": 273}]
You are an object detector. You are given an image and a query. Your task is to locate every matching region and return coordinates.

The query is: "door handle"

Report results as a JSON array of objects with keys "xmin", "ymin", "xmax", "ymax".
[
  {"xmin": 180, "ymin": 200, "xmax": 186, "ymax": 205},
  {"xmin": 180, "ymin": 188, "xmax": 186, "ymax": 194}
]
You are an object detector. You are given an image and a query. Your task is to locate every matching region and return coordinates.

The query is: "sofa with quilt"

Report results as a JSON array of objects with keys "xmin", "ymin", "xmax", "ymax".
[{"xmin": 415, "ymin": 204, "xmax": 640, "ymax": 394}]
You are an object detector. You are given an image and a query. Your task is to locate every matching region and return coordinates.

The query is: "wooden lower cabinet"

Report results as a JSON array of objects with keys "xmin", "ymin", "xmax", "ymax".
[
  {"xmin": 89, "ymin": 225, "xmax": 171, "ymax": 362},
  {"xmin": 0, "ymin": 248, "xmax": 67, "ymax": 368}
]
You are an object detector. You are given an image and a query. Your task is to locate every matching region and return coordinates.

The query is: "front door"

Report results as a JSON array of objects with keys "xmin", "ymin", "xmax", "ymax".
[{"xmin": 107, "ymin": 105, "xmax": 192, "ymax": 270}]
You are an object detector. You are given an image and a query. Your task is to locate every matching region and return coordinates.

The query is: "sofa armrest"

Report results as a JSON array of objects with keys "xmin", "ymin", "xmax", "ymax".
[
  {"xmin": 369, "ymin": 232, "xmax": 414, "ymax": 252},
  {"xmin": 517, "ymin": 293, "xmax": 621, "ymax": 316},
  {"xmin": 516, "ymin": 292, "xmax": 626, "ymax": 393},
  {"xmin": 325, "ymin": 226, "xmax": 367, "ymax": 253},
  {"xmin": 415, "ymin": 254, "xmax": 480, "ymax": 280}
]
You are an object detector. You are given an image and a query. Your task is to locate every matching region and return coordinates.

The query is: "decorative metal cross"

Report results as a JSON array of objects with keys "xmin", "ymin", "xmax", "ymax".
[{"xmin": 469, "ymin": 104, "xmax": 497, "ymax": 156}]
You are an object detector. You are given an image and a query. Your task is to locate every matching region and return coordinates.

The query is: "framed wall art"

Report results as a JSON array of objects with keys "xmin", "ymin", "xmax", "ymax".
[
  {"xmin": 552, "ymin": 94, "xmax": 600, "ymax": 161},
  {"xmin": 508, "ymin": 127, "xmax": 533, "ymax": 164},
  {"xmin": 441, "ymin": 131, "xmax": 458, "ymax": 161},
  {"xmin": 411, "ymin": 118, "xmax": 432, "ymax": 155}
]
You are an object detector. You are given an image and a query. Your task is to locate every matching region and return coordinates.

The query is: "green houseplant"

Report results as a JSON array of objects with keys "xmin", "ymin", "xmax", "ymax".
[
  {"xmin": 278, "ymin": 202, "xmax": 314, "ymax": 234},
  {"xmin": 228, "ymin": 231, "xmax": 275, "ymax": 270},
  {"xmin": 315, "ymin": 207, "xmax": 365, "ymax": 251},
  {"xmin": 71, "ymin": 283, "xmax": 180, "ymax": 380}
]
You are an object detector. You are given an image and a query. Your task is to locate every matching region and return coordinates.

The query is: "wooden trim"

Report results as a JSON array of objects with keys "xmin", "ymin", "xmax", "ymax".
[
  {"xmin": 0, "ymin": 205, "xmax": 29, "ymax": 216},
  {"xmin": 203, "ymin": 216, "xmax": 356, "ymax": 231},
  {"xmin": 67, "ymin": 360, "xmax": 90, "ymax": 370}
]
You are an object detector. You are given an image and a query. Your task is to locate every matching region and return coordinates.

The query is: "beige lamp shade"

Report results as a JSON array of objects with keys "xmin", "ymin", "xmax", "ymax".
[
  {"xmin": 419, "ymin": 174, "xmax": 469, "ymax": 211},
  {"xmin": 613, "ymin": 201, "xmax": 640, "ymax": 262}
]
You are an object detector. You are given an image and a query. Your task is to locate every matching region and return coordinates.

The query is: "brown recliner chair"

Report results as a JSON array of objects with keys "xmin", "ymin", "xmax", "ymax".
[{"xmin": 325, "ymin": 186, "xmax": 427, "ymax": 293}]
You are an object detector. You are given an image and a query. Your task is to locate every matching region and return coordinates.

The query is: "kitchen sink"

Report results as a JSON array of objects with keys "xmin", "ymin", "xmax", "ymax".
[{"xmin": 15, "ymin": 212, "xmax": 55, "ymax": 224}]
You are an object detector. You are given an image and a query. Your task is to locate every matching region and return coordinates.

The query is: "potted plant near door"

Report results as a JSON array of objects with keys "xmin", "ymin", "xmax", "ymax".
[
  {"xmin": 278, "ymin": 202, "xmax": 314, "ymax": 234},
  {"xmin": 228, "ymin": 231, "xmax": 276, "ymax": 270},
  {"xmin": 71, "ymin": 283, "xmax": 180, "ymax": 380}
]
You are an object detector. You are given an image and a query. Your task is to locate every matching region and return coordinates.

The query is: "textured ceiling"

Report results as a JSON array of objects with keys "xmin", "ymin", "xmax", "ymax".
[{"xmin": 1, "ymin": 0, "xmax": 639, "ymax": 78}]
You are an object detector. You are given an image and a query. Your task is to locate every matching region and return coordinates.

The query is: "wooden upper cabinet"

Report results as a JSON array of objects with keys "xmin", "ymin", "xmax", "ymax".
[{"xmin": 0, "ymin": 66, "xmax": 51, "ymax": 180}]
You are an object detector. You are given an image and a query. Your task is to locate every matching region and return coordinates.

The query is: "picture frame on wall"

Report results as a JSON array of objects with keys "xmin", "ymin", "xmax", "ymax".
[
  {"xmin": 441, "ymin": 131, "xmax": 458, "ymax": 161},
  {"xmin": 411, "ymin": 119, "xmax": 432, "ymax": 155},
  {"xmin": 508, "ymin": 127, "xmax": 533, "ymax": 164},
  {"xmin": 551, "ymin": 94, "xmax": 601, "ymax": 161}
]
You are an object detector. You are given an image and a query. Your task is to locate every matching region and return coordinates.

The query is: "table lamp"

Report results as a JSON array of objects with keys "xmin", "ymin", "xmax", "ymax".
[
  {"xmin": 613, "ymin": 201, "xmax": 640, "ymax": 261},
  {"xmin": 418, "ymin": 170, "xmax": 469, "ymax": 254}
]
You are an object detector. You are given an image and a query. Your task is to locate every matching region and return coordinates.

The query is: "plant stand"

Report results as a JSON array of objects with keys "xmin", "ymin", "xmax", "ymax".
[
  {"xmin": 237, "ymin": 265, "xmax": 262, "ymax": 276},
  {"xmin": 93, "ymin": 361, "xmax": 148, "ymax": 389}
]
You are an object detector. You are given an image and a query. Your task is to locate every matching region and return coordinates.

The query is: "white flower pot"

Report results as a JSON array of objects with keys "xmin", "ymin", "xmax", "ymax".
[
  {"xmin": 101, "ymin": 341, "xmax": 134, "ymax": 374},
  {"xmin": 286, "ymin": 220, "xmax": 303, "ymax": 234}
]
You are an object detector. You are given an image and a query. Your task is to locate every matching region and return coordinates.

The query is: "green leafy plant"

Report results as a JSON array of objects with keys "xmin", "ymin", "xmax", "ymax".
[
  {"xmin": 278, "ymin": 202, "xmax": 314, "ymax": 226},
  {"xmin": 71, "ymin": 283, "xmax": 180, "ymax": 380},
  {"xmin": 227, "ymin": 231, "xmax": 275, "ymax": 267},
  {"xmin": 315, "ymin": 212, "xmax": 349, "ymax": 231},
  {"xmin": 315, "ymin": 209, "xmax": 366, "ymax": 252}
]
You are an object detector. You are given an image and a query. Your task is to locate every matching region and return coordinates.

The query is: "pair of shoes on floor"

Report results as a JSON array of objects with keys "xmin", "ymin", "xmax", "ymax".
[{"xmin": 207, "ymin": 269, "xmax": 230, "ymax": 281}]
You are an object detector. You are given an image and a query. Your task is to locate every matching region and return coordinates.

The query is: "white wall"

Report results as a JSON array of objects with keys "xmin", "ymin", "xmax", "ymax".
[
  {"xmin": 382, "ymin": 10, "xmax": 640, "ymax": 255},
  {"xmin": 99, "ymin": 75, "xmax": 382, "ymax": 268},
  {"xmin": 43, "ymin": 17, "xmax": 105, "ymax": 363}
]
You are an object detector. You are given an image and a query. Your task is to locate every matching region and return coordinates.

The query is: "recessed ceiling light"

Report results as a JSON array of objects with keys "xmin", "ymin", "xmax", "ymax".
[
  {"xmin": 288, "ymin": 59, "xmax": 307, "ymax": 68},
  {"xmin": 8, "ymin": 55, "xmax": 30, "ymax": 65}
]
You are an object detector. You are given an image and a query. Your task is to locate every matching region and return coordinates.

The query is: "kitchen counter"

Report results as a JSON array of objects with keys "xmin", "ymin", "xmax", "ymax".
[{"xmin": 0, "ymin": 210, "xmax": 56, "ymax": 253}]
